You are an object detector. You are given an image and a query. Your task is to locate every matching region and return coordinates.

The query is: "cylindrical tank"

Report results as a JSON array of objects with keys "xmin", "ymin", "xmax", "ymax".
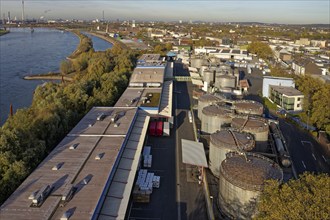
[
  {"xmin": 190, "ymin": 58, "xmax": 204, "ymax": 68},
  {"xmin": 219, "ymin": 152, "xmax": 283, "ymax": 219},
  {"xmin": 215, "ymin": 75, "xmax": 236, "ymax": 89},
  {"xmin": 201, "ymin": 105, "xmax": 233, "ymax": 134},
  {"xmin": 231, "ymin": 117, "xmax": 269, "ymax": 141},
  {"xmin": 209, "ymin": 130, "xmax": 255, "ymax": 178},
  {"xmin": 197, "ymin": 94, "xmax": 221, "ymax": 119},
  {"xmin": 202, "ymin": 70, "xmax": 215, "ymax": 84},
  {"xmin": 233, "ymin": 100, "xmax": 264, "ymax": 116}
]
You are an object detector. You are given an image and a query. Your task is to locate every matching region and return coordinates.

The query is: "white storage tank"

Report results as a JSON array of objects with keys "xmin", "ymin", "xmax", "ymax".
[
  {"xmin": 203, "ymin": 70, "xmax": 215, "ymax": 84},
  {"xmin": 201, "ymin": 105, "xmax": 233, "ymax": 134},
  {"xmin": 233, "ymin": 100, "xmax": 264, "ymax": 116},
  {"xmin": 231, "ymin": 117, "xmax": 269, "ymax": 142},
  {"xmin": 197, "ymin": 94, "xmax": 221, "ymax": 119},
  {"xmin": 219, "ymin": 152, "xmax": 283, "ymax": 219},
  {"xmin": 209, "ymin": 129, "xmax": 255, "ymax": 178},
  {"xmin": 215, "ymin": 75, "xmax": 236, "ymax": 89},
  {"xmin": 190, "ymin": 58, "xmax": 205, "ymax": 68}
]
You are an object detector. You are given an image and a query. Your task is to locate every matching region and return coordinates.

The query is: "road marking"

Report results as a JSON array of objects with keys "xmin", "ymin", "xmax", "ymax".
[
  {"xmin": 312, "ymin": 154, "xmax": 316, "ymax": 160},
  {"xmin": 322, "ymin": 155, "xmax": 327, "ymax": 162},
  {"xmin": 302, "ymin": 161, "xmax": 306, "ymax": 169},
  {"xmin": 301, "ymin": 141, "xmax": 312, "ymax": 146}
]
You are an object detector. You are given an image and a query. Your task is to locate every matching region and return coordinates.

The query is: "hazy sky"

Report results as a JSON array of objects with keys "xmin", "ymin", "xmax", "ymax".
[{"xmin": 1, "ymin": 0, "xmax": 329, "ymax": 24}]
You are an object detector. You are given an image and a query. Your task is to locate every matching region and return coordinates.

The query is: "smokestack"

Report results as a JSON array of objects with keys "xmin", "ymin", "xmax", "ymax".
[
  {"xmin": 8, "ymin": 11, "xmax": 10, "ymax": 23},
  {"xmin": 22, "ymin": 0, "xmax": 25, "ymax": 23}
]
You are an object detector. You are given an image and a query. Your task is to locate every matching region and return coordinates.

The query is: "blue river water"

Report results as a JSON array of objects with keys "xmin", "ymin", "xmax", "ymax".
[{"xmin": 0, "ymin": 28, "xmax": 112, "ymax": 125}]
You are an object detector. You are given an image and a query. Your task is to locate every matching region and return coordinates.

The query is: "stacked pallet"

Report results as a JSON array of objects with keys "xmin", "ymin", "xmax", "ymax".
[{"xmin": 133, "ymin": 169, "xmax": 161, "ymax": 203}]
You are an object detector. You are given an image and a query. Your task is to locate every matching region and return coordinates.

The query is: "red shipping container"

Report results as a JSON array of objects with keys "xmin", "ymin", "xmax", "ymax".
[
  {"xmin": 149, "ymin": 121, "xmax": 157, "ymax": 136},
  {"xmin": 156, "ymin": 121, "xmax": 163, "ymax": 136}
]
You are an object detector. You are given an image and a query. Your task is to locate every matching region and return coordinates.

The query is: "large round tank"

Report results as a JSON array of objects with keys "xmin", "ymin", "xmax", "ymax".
[
  {"xmin": 215, "ymin": 75, "xmax": 236, "ymax": 89},
  {"xmin": 190, "ymin": 58, "xmax": 204, "ymax": 68},
  {"xmin": 219, "ymin": 152, "xmax": 283, "ymax": 219},
  {"xmin": 209, "ymin": 130, "xmax": 255, "ymax": 178},
  {"xmin": 231, "ymin": 117, "xmax": 269, "ymax": 141},
  {"xmin": 197, "ymin": 94, "xmax": 221, "ymax": 119},
  {"xmin": 233, "ymin": 100, "xmax": 264, "ymax": 116},
  {"xmin": 202, "ymin": 70, "xmax": 215, "ymax": 84},
  {"xmin": 201, "ymin": 105, "xmax": 233, "ymax": 134}
]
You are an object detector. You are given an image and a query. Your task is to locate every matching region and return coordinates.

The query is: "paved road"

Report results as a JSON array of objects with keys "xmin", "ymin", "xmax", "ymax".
[
  {"xmin": 244, "ymin": 68, "xmax": 330, "ymax": 175},
  {"xmin": 174, "ymin": 62, "xmax": 208, "ymax": 220},
  {"xmin": 278, "ymin": 117, "xmax": 330, "ymax": 175}
]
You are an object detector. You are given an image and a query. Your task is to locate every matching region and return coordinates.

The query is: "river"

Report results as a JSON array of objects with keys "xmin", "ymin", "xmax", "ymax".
[{"xmin": 0, "ymin": 28, "xmax": 113, "ymax": 125}]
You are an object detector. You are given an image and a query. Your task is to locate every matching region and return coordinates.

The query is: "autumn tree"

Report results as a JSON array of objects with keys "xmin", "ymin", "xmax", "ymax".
[{"xmin": 255, "ymin": 173, "xmax": 330, "ymax": 220}]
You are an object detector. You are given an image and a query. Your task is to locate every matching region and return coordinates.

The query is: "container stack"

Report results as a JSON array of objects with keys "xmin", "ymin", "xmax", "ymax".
[
  {"xmin": 134, "ymin": 169, "xmax": 161, "ymax": 203},
  {"xmin": 143, "ymin": 146, "xmax": 152, "ymax": 168}
]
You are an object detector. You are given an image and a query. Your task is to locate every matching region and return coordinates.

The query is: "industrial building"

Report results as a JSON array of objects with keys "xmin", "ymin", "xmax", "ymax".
[
  {"xmin": 0, "ymin": 54, "xmax": 173, "ymax": 220},
  {"xmin": 262, "ymin": 76, "xmax": 295, "ymax": 98}
]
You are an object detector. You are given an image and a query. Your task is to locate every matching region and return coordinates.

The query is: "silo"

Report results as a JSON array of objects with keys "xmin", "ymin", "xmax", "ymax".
[
  {"xmin": 219, "ymin": 152, "xmax": 283, "ymax": 219},
  {"xmin": 215, "ymin": 75, "xmax": 236, "ymax": 89},
  {"xmin": 203, "ymin": 70, "xmax": 215, "ymax": 84},
  {"xmin": 209, "ymin": 130, "xmax": 255, "ymax": 178},
  {"xmin": 201, "ymin": 105, "xmax": 233, "ymax": 134},
  {"xmin": 233, "ymin": 100, "xmax": 264, "ymax": 116},
  {"xmin": 190, "ymin": 58, "xmax": 205, "ymax": 68},
  {"xmin": 197, "ymin": 94, "xmax": 221, "ymax": 119},
  {"xmin": 231, "ymin": 117, "xmax": 269, "ymax": 142}
]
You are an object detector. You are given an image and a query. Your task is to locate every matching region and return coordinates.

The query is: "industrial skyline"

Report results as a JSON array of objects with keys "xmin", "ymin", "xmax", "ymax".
[{"xmin": 0, "ymin": 0, "xmax": 329, "ymax": 24}]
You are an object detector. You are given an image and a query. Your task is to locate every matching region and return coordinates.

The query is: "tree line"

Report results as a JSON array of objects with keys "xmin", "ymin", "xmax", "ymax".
[{"xmin": 0, "ymin": 32, "xmax": 139, "ymax": 204}]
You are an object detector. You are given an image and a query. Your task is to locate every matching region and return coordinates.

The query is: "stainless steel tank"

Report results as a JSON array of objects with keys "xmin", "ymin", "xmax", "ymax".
[
  {"xmin": 201, "ymin": 105, "xmax": 233, "ymax": 134},
  {"xmin": 218, "ymin": 152, "xmax": 283, "ymax": 219},
  {"xmin": 209, "ymin": 129, "xmax": 255, "ymax": 178}
]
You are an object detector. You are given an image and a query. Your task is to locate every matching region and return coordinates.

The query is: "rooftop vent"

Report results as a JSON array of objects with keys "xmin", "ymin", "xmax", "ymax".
[
  {"xmin": 52, "ymin": 162, "xmax": 64, "ymax": 171},
  {"xmin": 97, "ymin": 113, "xmax": 106, "ymax": 121},
  {"xmin": 69, "ymin": 143, "xmax": 79, "ymax": 150},
  {"xmin": 95, "ymin": 153, "xmax": 104, "ymax": 160},
  {"xmin": 111, "ymin": 113, "xmax": 119, "ymax": 122},
  {"xmin": 31, "ymin": 184, "xmax": 53, "ymax": 207},
  {"xmin": 28, "ymin": 190, "xmax": 39, "ymax": 200}
]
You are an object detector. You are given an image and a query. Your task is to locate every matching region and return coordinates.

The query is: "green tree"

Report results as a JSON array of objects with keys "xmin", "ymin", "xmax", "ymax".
[
  {"xmin": 60, "ymin": 60, "xmax": 73, "ymax": 75},
  {"xmin": 248, "ymin": 41, "xmax": 273, "ymax": 60},
  {"xmin": 255, "ymin": 173, "xmax": 330, "ymax": 220}
]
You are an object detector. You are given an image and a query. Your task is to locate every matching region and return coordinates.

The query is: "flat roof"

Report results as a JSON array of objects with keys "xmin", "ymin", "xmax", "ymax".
[
  {"xmin": 138, "ymin": 54, "xmax": 161, "ymax": 62},
  {"xmin": 0, "ymin": 107, "xmax": 139, "ymax": 220},
  {"xmin": 191, "ymin": 79, "xmax": 204, "ymax": 86},
  {"xmin": 270, "ymin": 85, "xmax": 303, "ymax": 96},
  {"xmin": 130, "ymin": 67, "xmax": 165, "ymax": 84},
  {"xmin": 181, "ymin": 139, "xmax": 208, "ymax": 167},
  {"xmin": 115, "ymin": 87, "xmax": 163, "ymax": 108}
]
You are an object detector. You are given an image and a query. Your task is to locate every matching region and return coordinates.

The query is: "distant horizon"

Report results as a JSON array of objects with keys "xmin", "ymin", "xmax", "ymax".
[{"xmin": 1, "ymin": 1, "xmax": 329, "ymax": 25}]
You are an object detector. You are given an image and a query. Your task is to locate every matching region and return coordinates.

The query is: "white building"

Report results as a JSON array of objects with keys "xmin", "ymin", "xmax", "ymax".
[{"xmin": 262, "ymin": 76, "xmax": 295, "ymax": 98}]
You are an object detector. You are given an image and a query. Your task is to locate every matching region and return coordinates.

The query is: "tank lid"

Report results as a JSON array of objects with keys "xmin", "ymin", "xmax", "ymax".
[
  {"xmin": 231, "ymin": 117, "xmax": 268, "ymax": 131},
  {"xmin": 220, "ymin": 152, "xmax": 283, "ymax": 191},
  {"xmin": 233, "ymin": 100, "xmax": 263, "ymax": 111},
  {"xmin": 202, "ymin": 104, "xmax": 232, "ymax": 117},
  {"xmin": 199, "ymin": 94, "xmax": 220, "ymax": 102},
  {"xmin": 210, "ymin": 129, "xmax": 255, "ymax": 150}
]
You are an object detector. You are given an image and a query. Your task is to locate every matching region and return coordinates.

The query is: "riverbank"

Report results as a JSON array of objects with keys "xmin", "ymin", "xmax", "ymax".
[
  {"xmin": 87, "ymin": 31, "xmax": 128, "ymax": 49},
  {"xmin": 23, "ymin": 72, "xmax": 73, "ymax": 81},
  {"xmin": 0, "ymin": 30, "xmax": 10, "ymax": 36}
]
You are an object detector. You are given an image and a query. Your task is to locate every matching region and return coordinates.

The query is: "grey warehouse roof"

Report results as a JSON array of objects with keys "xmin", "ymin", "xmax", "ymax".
[{"xmin": 0, "ymin": 107, "xmax": 149, "ymax": 220}]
